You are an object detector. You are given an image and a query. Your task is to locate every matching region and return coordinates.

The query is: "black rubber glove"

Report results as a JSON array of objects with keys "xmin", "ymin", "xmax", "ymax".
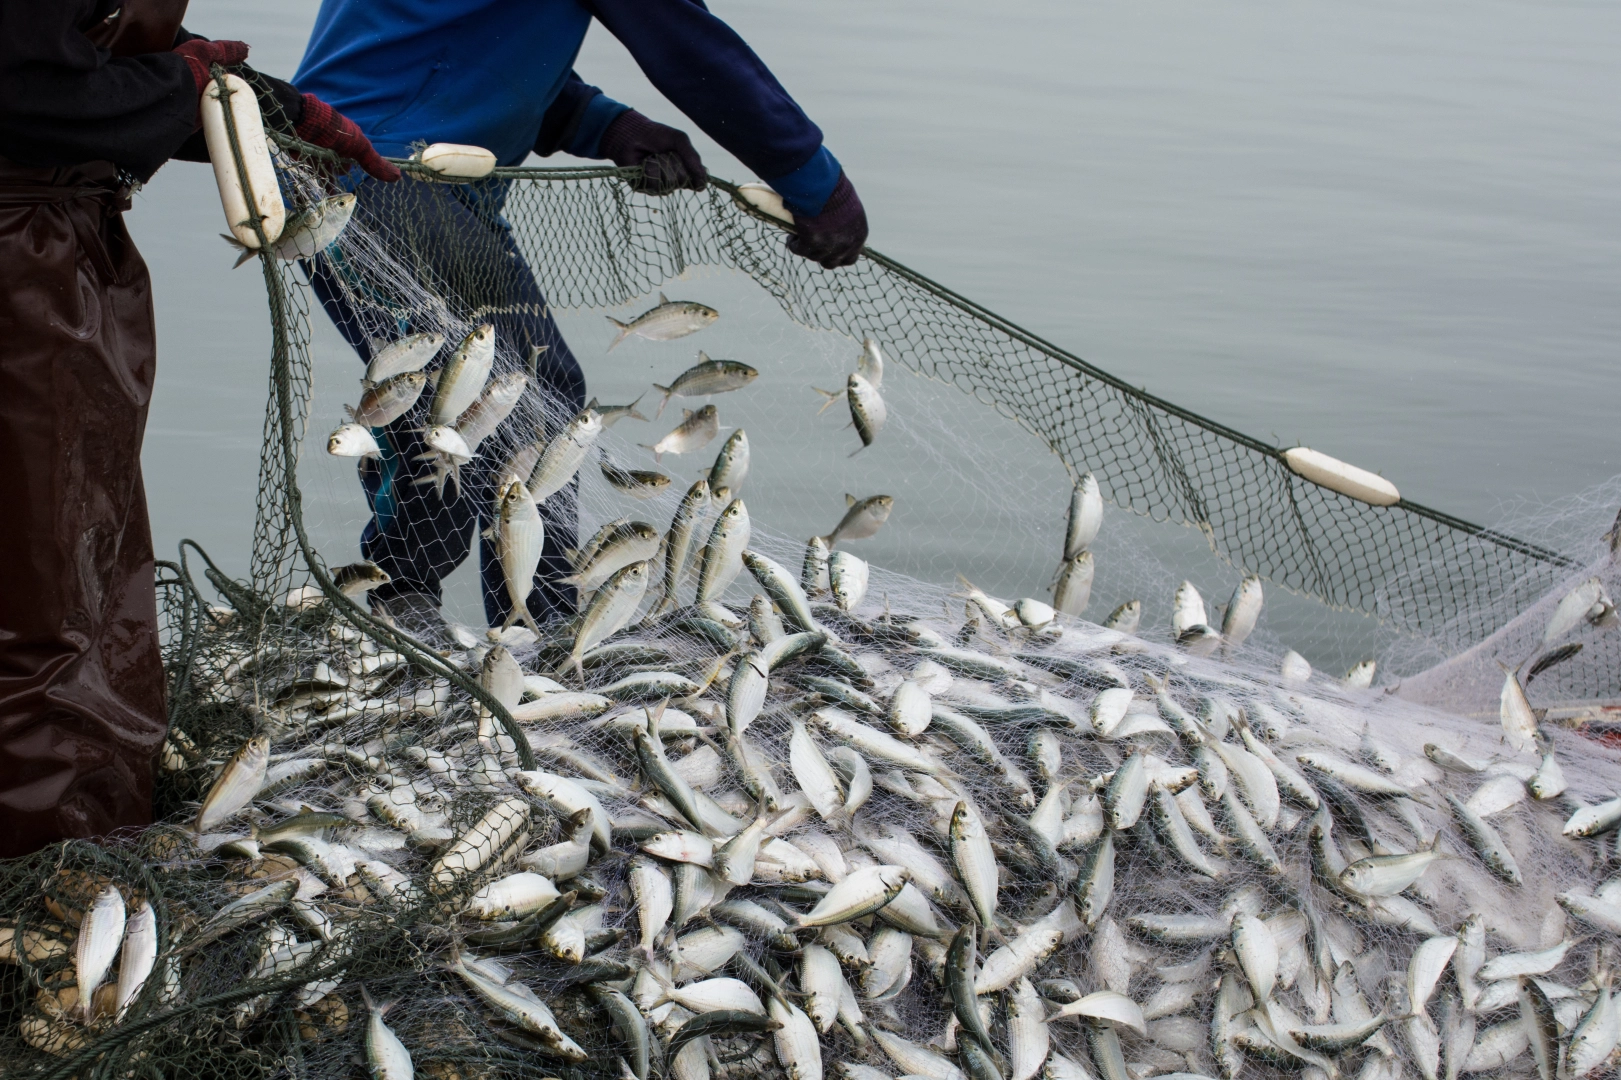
[
  {"xmin": 786, "ymin": 172, "xmax": 867, "ymax": 269},
  {"xmin": 598, "ymin": 109, "xmax": 707, "ymax": 194}
]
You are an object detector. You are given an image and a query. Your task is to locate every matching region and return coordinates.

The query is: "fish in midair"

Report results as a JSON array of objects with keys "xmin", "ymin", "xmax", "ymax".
[
  {"xmin": 814, "ymin": 337, "xmax": 885, "ymax": 413},
  {"xmin": 363, "ymin": 331, "xmax": 444, "ymax": 389},
  {"xmin": 844, "ymin": 372, "xmax": 886, "ymax": 455},
  {"xmin": 1053, "ymin": 551, "xmax": 1093, "ymax": 617},
  {"xmin": 820, "ymin": 494, "xmax": 893, "ymax": 548},
  {"xmin": 642, "ymin": 404, "xmax": 720, "ymax": 463},
  {"xmin": 1543, "ymin": 577, "xmax": 1617, "ymax": 644},
  {"xmin": 601, "ymin": 460, "xmax": 673, "ymax": 499},
  {"xmin": 707, "ymin": 429, "xmax": 751, "ymax": 500},
  {"xmin": 586, "ymin": 393, "xmax": 650, "ymax": 428},
  {"xmin": 653, "ymin": 353, "xmax": 758, "ymax": 417},
  {"xmin": 1221, "ymin": 575, "xmax": 1263, "ymax": 650},
  {"xmin": 224, "ymin": 192, "xmax": 356, "ymax": 267},
  {"xmin": 606, "ymin": 293, "xmax": 718, "ymax": 350}
]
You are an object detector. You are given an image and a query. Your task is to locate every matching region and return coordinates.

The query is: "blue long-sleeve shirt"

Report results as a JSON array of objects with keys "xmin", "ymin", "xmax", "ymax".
[{"xmin": 293, "ymin": 0, "xmax": 842, "ymax": 215}]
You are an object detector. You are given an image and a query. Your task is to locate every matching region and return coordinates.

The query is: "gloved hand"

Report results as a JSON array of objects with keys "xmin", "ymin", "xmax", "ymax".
[
  {"xmin": 787, "ymin": 172, "xmax": 867, "ymax": 269},
  {"xmin": 294, "ymin": 94, "xmax": 401, "ymax": 182},
  {"xmin": 598, "ymin": 110, "xmax": 707, "ymax": 195},
  {"xmin": 173, "ymin": 38, "xmax": 250, "ymax": 95}
]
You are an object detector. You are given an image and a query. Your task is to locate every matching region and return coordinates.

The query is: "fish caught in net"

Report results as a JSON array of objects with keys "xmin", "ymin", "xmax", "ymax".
[{"xmin": 6, "ymin": 100, "xmax": 1621, "ymax": 1080}]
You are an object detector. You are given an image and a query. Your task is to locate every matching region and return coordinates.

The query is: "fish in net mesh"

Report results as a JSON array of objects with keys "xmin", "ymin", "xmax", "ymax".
[{"xmin": 9, "ymin": 142, "xmax": 1621, "ymax": 1080}]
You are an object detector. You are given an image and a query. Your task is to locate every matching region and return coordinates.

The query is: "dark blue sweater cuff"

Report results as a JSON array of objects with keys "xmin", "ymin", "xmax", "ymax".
[
  {"xmin": 765, "ymin": 147, "xmax": 842, "ymax": 217},
  {"xmin": 568, "ymin": 93, "xmax": 632, "ymax": 159}
]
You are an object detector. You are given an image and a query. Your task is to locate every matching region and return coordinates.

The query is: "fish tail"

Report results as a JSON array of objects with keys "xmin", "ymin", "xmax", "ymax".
[
  {"xmin": 652, "ymin": 386, "xmax": 672, "ymax": 418},
  {"xmin": 627, "ymin": 390, "xmax": 649, "ymax": 422},
  {"xmin": 606, "ymin": 316, "xmax": 632, "ymax": 351},
  {"xmin": 812, "ymin": 387, "xmax": 844, "ymax": 415},
  {"xmin": 847, "ymin": 444, "xmax": 866, "ymax": 459}
]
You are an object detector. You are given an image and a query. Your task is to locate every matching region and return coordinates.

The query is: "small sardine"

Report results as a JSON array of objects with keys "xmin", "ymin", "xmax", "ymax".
[
  {"xmin": 607, "ymin": 293, "xmax": 719, "ymax": 350},
  {"xmin": 349, "ymin": 371, "xmax": 427, "ymax": 428},
  {"xmin": 654, "ymin": 353, "xmax": 758, "ymax": 416},
  {"xmin": 642, "ymin": 404, "xmax": 719, "ymax": 463},
  {"xmin": 364, "ymin": 330, "xmax": 444, "ymax": 389}
]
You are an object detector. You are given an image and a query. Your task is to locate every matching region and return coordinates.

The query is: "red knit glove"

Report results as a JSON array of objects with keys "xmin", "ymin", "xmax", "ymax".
[
  {"xmin": 295, "ymin": 94, "xmax": 401, "ymax": 182},
  {"xmin": 173, "ymin": 39, "xmax": 250, "ymax": 95}
]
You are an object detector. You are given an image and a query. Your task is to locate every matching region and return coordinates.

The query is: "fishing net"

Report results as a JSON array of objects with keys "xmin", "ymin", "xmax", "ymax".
[{"xmin": 7, "ymin": 77, "xmax": 1621, "ymax": 1080}]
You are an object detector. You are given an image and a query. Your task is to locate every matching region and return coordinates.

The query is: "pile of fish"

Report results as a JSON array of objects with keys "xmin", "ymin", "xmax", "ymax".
[{"xmin": 9, "ymin": 453, "xmax": 1621, "ymax": 1080}]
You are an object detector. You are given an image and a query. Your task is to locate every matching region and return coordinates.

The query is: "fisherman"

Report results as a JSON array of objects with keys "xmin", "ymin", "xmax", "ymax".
[
  {"xmin": 0, "ymin": 2, "xmax": 394, "ymax": 858},
  {"xmin": 294, "ymin": 0, "xmax": 870, "ymax": 636}
]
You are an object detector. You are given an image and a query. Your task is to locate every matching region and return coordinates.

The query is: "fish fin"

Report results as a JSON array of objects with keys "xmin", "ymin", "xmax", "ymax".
[
  {"xmin": 586, "ymin": 397, "xmax": 598, "ymax": 412},
  {"xmin": 626, "ymin": 390, "xmax": 649, "ymax": 422},
  {"xmin": 652, "ymin": 386, "xmax": 672, "ymax": 418},
  {"xmin": 698, "ymin": 351, "xmax": 710, "ymax": 362},
  {"xmin": 847, "ymin": 445, "xmax": 866, "ymax": 459},
  {"xmin": 659, "ymin": 292, "xmax": 669, "ymax": 304},
  {"xmin": 845, "ymin": 493, "xmax": 857, "ymax": 507},
  {"xmin": 605, "ymin": 316, "xmax": 631, "ymax": 351},
  {"xmin": 220, "ymin": 232, "xmax": 247, "ymax": 252},
  {"xmin": 232, "ymin": 247, "xmax": 258, "ymax": 269},
  {"xmin": 425, "ymin": 368, "xmax": 441, "ymax": 389},
  {"xmin": 343, "ymin": 404, "xmax": 356, "ymax": 420},
  {"xmin": 526, "ymin": 344, "xmax": 544, "ymax": 378},
  {"xmin": 812, "ymin": 387, "xmax": 843, "ymax": 414}
]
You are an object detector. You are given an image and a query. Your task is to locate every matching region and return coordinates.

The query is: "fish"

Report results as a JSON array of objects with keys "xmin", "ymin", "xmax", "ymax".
[
  {"xmin": 1344, "ymin": 659, "xmax": 1376, "ymax": 689},
  {"xmin": 560, "ymin": 560, "xmax": 651, "ymax": 681},
  {"xmin": 802, "ymin": 536, "xmax": 832, "ymax": 594},
  {"xmin": 428, "ymin": 324, "xmax": 496, "ymax": 427},
  {"xmin": 707, "ymin": 428, "xmax": 750, "ymax": 499},
  {"xmin": 225, "ymin": 193, "xmax": 356, "ymax": 266},
  {"xmin": 586, "ymin": 393, "xmax": 650, "ymax": 427},
  {"xmin": 1172, "ymin": 581, "xmax": 1209, "ymax": 637},
  {"xmin": 74, "ymin": 885, "xmax": 126, "ymax": 1019},
  {"xmin": 196, "ymin": 734, "xmax": 270, "ymax": 832},
  {"xmin": 362, "ymin": 986, "xmax": 413, "ymax": 1080},
  {"xmin": 814, "ymin": 338, "xmax": 887, "ymax": 414},
  {"xmin": 327, "ymin": 423, "xmax": 382, "ymax": 458},
  {"xmin": 332, "ymin": 560, "xmax": 391, "ymax": 599},
  {"xmin": 654, "ymin": 353, "xmax": 759, "ymax": 416},
  {"xmin": 455, "ymin": 370, "xmax": 527, "ymax": 451},
  {"xmin": 492, "ymin": 480, "xmax": 544, "ymax": 633},
  {"xmin": 1221, "ymin": 576, "xmax": 1264, "ymax": 650},
  {"xmin": 1104, "ymin": 600, "xmax": 1141, "ymax": 633},
  {"xmin": 828, "ymin": 551, "xmax": 868, "ymax": 612},
  {"xmin": 657, "ymin": 479, "xmax": 711, "ymax": 611},
  {"xmin": 348, "ymin": 371, "xmax": 427, "ymax": 428},
  {"xmin": 1339, "ymin": 841, "xmax": 1447, "ymax": 897},
  {"xmin": 949, "ymin": 800, "xmax": 999, "ymax": 927},
  {"xmin": 695, "ymin": 498, "xmax": 751, "ymax": 602},
  {"xmin": 795, "ymin": 865, "xmax": 909, "ymax": 927},
  {"xmin": 563, "ymin": 520, "xmax": 660, "ymax": 592},
  {"xmin": 820, "ymin": 494, "xmax": 894, "ymax": 548},
  {"xmin": 530, "ymin": 407, "xmax": 604, "ymax": 501},
  {"xmin": 363, "ymin": 330, "xmax": 445, "ymax": 389},
  {"xmin": 1497, "ymin": 663, "xmax": 1538, "ymax": 752},
  {"xmin": 1053, "ymin": 552, "xmax": 1094, "ymax": 616},
  {"xmin": 1280, "ymin": 650, "xmax": 1312, "ymax": 683},
  {"xmin": 1445, "ymin": 794, "xmax": 1521, "ymax": 884},
  {"xmin": 845, "ymin": 373, "xmax": 887, "ymax": 455},
  {"xmin": 606, "ymin": 293, "xmax": 719, "ymax": 350},
  {"xmin": 642, "ymin": 404, "xmax": 720, "ymax": 463},
  {"xmin": 1543, "ymin": 577, "xmax": 1607, "ymax": 644},
  {"xmin": 114, "ymin": 900, "xmax": 157, "ymax": 1020}
]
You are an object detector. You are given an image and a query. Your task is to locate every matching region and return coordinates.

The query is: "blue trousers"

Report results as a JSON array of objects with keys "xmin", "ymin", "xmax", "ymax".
[{"xmin": 307, "ymin": 175, "xmax": 585, "ymax": 627}]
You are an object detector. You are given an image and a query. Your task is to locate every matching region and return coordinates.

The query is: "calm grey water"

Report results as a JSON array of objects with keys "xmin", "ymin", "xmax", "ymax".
[{"xmin": 133, "ymin": 0, "xmax": 1621, "ymax": 663}]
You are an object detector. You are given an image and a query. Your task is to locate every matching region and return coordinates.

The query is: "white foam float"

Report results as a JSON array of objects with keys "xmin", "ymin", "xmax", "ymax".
[
  {"xmin": 201, "ymin": 73, "xmax": 285, "ymax": 249},
  {"xmin": 416, "ymin": 143, "xmax": 498, "ymax": 182},
  {"xmin": 1283, "ymin": 446, "xmax": 1400, "ymax": 506}
]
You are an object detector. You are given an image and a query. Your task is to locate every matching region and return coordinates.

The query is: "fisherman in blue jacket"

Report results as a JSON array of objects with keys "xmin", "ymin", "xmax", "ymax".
[{"xmin": 295, "ymin": 0, "xmax": 867, "ymax": 637}]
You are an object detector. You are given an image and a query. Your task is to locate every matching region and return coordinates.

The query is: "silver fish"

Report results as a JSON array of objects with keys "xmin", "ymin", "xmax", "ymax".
[
  {"xmin": 802, "ymin": 536, "xmax": 832, "ymax": 594},
  {"xmin": 813, "ymin": 338, "xmax": 886, "ymax": 414},
  {"xmin": 654, "ymin": 353, "xmax": 758, "ymax": 416},
  {"xmin": 828, "ymin": 550, "xmax": 868, "ymax": 612},
  {"xmin": 456, "ymin": 370, "xmax": 527, "ymax": 451},
  {"xmin": 1445, "ymin": 794, "xmax": 1521, "ymax": 884},
  {"xmin": 696, "ymin": 498, "xmax": 751, "ymax": 602},
  {"xmin": 564, "ymin": 521, "xmax": 660, "ymax": 592},
  {"xmin": 429, "ymin": 324, "xmax": 496, "ymax": 426},
  {"xmin": 1221, "ymin": 575, "xmax": 1264, "ymax": 649},
  {"xmin": 226, "ymin": 193, "xmax": 356, "ymax": 267},
  {"xmin": 601, "ymin": 460, "xmax": 672, "ymax": 498},
  {"xmin": 606, "ymin": 292, "xmax": 719, "ymax": 350},
  {"xmin": 845, "ymin": 372, "xmax": 886, "ymax": 455},
  {"xmin": 529, "ymin": 407, "xmax": 604, "ymax": 502},
  {"xmin": 1063, "ymin": 473, "xmax": 1104, "ymax": 559},
  {"xmin": 561, "ymin": 560, "xmax": 651, "ymax": 680},
  {"xmin": 1497, "ymin": 663, "xmax": 1538, "ymax": 752},
  {"xmin": 364, "ymin": 330, "xmax": 444, "ymax": 389},
  {"xmin": 197, "ymin": 734, "xmax": 270, "ymax": 832},
  {"xmin": 950, "ymin": 799, "xmax": 999, "ymax": 927},
  {"xmin": 114, "ymin": 900, "xmax": 157, "ymax": 1020},
  {"xmin": 492, "ymin": 480, "xmax": 544, "ymax": 632},
  {"xmin": 742, "ymin": 551, "xmax": 821, "ymax": 635},
  {"xmin": 1053, "ymin": 552, "xmax": 1094, "ymax": 616},
  {"xmin": 585, "ymin": 393, "xmax": 649, "ymax": 427},
  {"xmin": 657, "ymin": 479, "xmax": 711, "ymax": 611},
  {"xmin": 348, "ymin": 371, "xmax": 427, "ymax": 428},
  {"xmin": 75, "ymin": 885, "xmax": 126, "ymax": 1019},
  {"xmin": 362, "ymin": 986, "xmax": 414, "ymax": 1080},
  {"xmin": 642, "ymin": 404, "xmax": 719, "ymax": 463},
  {"xmin": 708, "ymin": 428, "xmax": 751, "ymax": 499},
  {"xmin": 327, "ymin": 423, "xmax": 382, "ymax": 459},
  {"xmin": 1104, "ymin": 600, "xmax": 1141, "ymax": 633},
  {"xmin": 821, "ymin": 494, "xmax": 893, "ymax": 548},
  {"xmin": 1544, "ymin": 577, "xmax": 1606, "ymax": 644}
]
